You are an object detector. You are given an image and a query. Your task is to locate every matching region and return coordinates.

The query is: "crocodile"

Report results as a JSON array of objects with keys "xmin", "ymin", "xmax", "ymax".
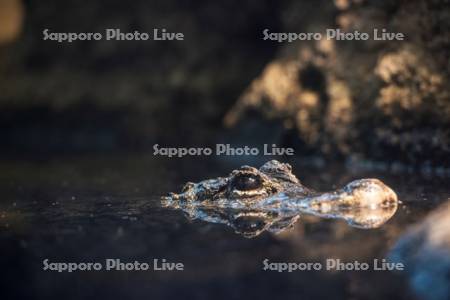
[{"xmin": 163, "ymin": 160, "xmax": 398, "ymax": 237}]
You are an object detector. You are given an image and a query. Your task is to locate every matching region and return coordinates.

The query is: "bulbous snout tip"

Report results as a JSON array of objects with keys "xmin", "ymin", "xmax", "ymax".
[{"xmin": 345, "ymin": 178, "xmax": 398, "ymax": 208}]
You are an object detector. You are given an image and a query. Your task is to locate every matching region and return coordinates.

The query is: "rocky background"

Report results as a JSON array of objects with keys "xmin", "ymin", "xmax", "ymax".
[
  {"xmin": 0, "ymin": 0, "xmax": 449, "ymax": 166},
  {"xmin": 225, "ymin": 0, "xmax": 450, "ymax": 166}
]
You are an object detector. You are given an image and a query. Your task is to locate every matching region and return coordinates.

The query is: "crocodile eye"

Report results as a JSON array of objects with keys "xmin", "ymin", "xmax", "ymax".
[{"xmin": 232, "ymin": 174, "xmax": 262, "ymax": 191}]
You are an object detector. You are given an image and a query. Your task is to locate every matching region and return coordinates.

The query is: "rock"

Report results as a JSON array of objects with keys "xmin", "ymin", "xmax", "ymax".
[
  {"xmin": 389, "ymin": 200, "xmax": 450, "ymax": 300},
  {"xmin": 225, "ymin": 0, "xmax": 450, "ymax": 165}
]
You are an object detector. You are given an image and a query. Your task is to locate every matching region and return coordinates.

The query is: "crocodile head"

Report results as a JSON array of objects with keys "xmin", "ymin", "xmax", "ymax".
[
  {"xmin": 165, "ymin": 160, "xmax": 310, "ymax": 203},
  {"xmin": 163, "ymin": 160, "xmax": 398, "ymax": 238}
]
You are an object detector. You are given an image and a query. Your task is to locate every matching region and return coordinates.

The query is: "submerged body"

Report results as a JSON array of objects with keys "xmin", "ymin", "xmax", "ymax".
[{"xmin": 163, "ymin": 160, "xmax": 398, "ymax": 237}]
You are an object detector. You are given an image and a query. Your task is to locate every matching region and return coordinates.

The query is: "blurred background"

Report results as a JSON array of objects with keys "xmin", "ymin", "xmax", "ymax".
[
  {"xmin": 0, "ymin": 1, "xmax": 449, "ymax": 300},
  {"xmin": 0, "ymin": 0, "xmax": 281, "ymax": 157},
  {"xmin": 0, "ymin": 0, "xmax": 448, "ymax": 166}
]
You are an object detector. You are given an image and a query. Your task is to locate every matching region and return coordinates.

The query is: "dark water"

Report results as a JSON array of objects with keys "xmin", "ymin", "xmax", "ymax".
[{"xmin": 0, "ymin": 154, "xmax": 448, "ymax": 300}]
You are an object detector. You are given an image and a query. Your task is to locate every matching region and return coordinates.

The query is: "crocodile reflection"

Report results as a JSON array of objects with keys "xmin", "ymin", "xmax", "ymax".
[{"xmin": 162, "ymin": 160, "xmax": 398, "ymax": 237}]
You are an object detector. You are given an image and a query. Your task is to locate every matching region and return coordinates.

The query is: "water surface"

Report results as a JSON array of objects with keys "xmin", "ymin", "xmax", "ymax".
[{"xmin": 0, "ymin": 154, "xmax": 448, "ymax": 300}]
